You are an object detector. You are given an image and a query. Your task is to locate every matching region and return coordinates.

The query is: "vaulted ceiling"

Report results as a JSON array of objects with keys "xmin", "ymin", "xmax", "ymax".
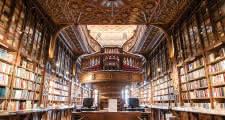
[{"xmin": 35, "ymin": 0, "xmax": 192, "ymax": 55}]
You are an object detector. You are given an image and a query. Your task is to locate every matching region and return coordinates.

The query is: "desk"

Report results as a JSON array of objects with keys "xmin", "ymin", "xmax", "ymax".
[
  {"xmin": 125, "ymin": 108, "xmax": 145, "ymax": 112},
  {"xmin": 72, "ymin": 111, "xmax": 151, "ymax": 120}
]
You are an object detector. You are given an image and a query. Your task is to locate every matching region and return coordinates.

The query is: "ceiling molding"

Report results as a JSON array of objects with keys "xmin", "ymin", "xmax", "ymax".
[{"xmin": 36, "ymin": 0, "xmax": 189, "ymax": 25}]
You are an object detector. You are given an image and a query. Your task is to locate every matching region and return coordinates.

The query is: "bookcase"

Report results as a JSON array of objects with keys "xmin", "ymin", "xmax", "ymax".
[
  {"xmin": 171, "ymin": 0, "xmax": 225, "ymax": 111},
  {"xmin": 48, "ymin": 74, "xmax": 70, "ymax": 104},
  {"xmin": 148, "ymin": 39, "xmax": 175, "ymax": 108},
  {"xmin": 0, "ymin": 0, "xmax": 54, "ymax": 112},
  {"xmin": 0, "ymin": 0, "xmax": 82, "ymax": 119},
  {"xmin": 134, "ymin": 0, "xmax": 225, "ymax": 119},
  {"xmin": 71, "ymin": 81, "xmax": 82, "ymax": 105},
  {"xmin": 139, "ymin": 83, "xmax": 151, "ymax": 105}
]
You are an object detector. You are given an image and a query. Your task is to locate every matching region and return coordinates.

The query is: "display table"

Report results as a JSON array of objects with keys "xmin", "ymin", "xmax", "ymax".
[{"xmin": 72, "ymin": 111, "xmax": 151, "ymax": 120}]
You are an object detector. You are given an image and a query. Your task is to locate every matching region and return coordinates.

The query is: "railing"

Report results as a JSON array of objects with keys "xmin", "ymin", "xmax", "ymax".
[{"xmin": 76, "ymin": 51, "xmax": 146, "ymax": 73}]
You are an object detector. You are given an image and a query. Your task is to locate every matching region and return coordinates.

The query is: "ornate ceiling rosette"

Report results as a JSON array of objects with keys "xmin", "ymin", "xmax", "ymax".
[{"xmin": 36, "ymin": 0, "xmax": 190, "ymax": 25}]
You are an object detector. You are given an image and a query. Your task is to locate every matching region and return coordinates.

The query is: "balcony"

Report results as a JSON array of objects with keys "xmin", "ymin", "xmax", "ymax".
[{"xmin": 76, "ymin": 47, "xmax": 146, "ymax": 74}]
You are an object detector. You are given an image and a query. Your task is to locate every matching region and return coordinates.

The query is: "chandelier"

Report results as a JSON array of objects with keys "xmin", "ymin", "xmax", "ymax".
[{"xmin": 101, "ymin": 0, "xmax": 125, "ymax": 8}]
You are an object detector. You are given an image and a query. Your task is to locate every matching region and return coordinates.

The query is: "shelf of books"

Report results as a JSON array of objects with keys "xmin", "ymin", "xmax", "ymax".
[
  {"xmin": 71, "ymin": 81, "xmax": 82, "ymax": 105},
  {"xmin": 48, "ymin": 74, "xmax": 70, "ymax": 104},
  {"xmin": 0, "ymin": 0, "xmax": 51, "ymax": 112},
  {"xmin": 170, "ymin": 0, "xmax": 225, "ymax": 115},
  {"xmin": 8, "ymin": 57, "xmax": 44, "ymax": 111},
  {"xmin": 139, "ymin": 83, "xmax": 151, "ymax": 105},
  {"xmin": 148, "ymin": 39, "xmax": 175, "ymax": 109},
  {"xmin": 130, "ymin": 82, "xmax": 139, "ymax": 98},
  {"xmin": 139, "ymin": 85, "xmax": 145, "ymax": 105}
]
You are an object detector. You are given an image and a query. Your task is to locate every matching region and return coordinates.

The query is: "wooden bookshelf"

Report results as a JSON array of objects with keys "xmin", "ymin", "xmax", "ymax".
[{"xmin": 71, "ymin": 81, "xmax": 82, "ymax": 105}]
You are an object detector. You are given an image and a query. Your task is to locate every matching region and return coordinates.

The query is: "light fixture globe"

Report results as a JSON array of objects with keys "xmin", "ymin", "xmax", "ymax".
[{"xmin": 101, "ymin": 0, "xmax": 125, "ymax": 8}]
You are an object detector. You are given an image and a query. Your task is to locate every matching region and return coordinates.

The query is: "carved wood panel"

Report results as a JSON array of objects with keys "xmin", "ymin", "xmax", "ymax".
[{"xmin": 36, "ymin": 0, "xmax": 189, "ymax": 25}]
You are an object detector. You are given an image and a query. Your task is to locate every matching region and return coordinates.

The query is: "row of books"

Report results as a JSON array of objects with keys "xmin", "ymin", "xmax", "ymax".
[
  {"xmin": 187, "ymin": 79, "xmax": 208, "ymax": 90},
  {"xmin": 183, "ymin": 103, "xmax": 191, "ymax": 107},
  {"xmin": 189, "ymin": 89, "xmax": 209, "ymax": 99},
  {"xmin": 214, "ymin": 102, "xmax": 225, "ymax": 111},
  {"xmin": 11, "ymin": 90, "xmax": 36, "ymax": 100},
  {"xmin": 192, "ymin": 103, "xmax": 211, "ymax": 109},
  {"xmin": 153, "ymin": 103, "xmax": 170, "ymax": 107},
  {"xmin": 209, "ymin": 59, "xmax": 225, "ymax": 73},
  {"xmin": 0, "ymin": 87, "xmax": 9, "ymax": 98},
  {"xmin": 49, "ymin": 81, "xmax": 69, "ymax": 91},
  {"xmin": 49, "ymin": 88, "xmax": 69, "ymax": 96},
  {"xmin": 182, "ymin": 84, "xmax": 187, "ymax": 91},
  {"xmin": 187, "ymin": 68, "xmax": 205, "ymax": 81},
  {"xmin": 0, "ymin": 73, "xmax": 9, "ymax": 86},
  {"xmin": 187, "ymin": 58, "xmax": 204, "ymax": 71},
  {"xmin": 153, "ymin": 82, "xmax": 170, "ymax": 90},
  {"xmin": 0, "ymin": 61, "xmax": 13, "ymax": 74},
  {"xmin": 51, "ymin": 77, "xmax": 70, "ymax": 86},
  {"xmin": 0, "ymin": 101, "xmax": 5, "ymax": 110},
  {"xmin": 212, "ymin": 87, "xmax": 225, "ymax": 97},
  {"xmin": 13, "ymin": 78, "xmax": 39, "ymax": 91},
  {"xmin": 48, "ymin": 95, "xmax": 69, "ymax": 101},
  {"xmin": 16, "ymin": 68, "xmax": 37, "ymax": 81},
  {"xmin": 181, "ymin": 75, "xmax": 186, "ymax": 83},
  {"xmin": 152, "ymin": 76, "xmax": 170, "ymax": 86},
  {"xmin": 169, "ymin": 87, "xmax": 174, "ymax": 94},
  {"xmin": 21, "ymin": 60, "xmax": 35, "ymax": 71},
  {"xmin": 180, "ymin": 67, "xmax": 185, "ymax": 75},
  {"xmin": 4, "ymin": 0, "xmax": 24, "ymax": 46},
  {"xmin": 7, "ymin": 101, "xmax": 37, "ymax": 111},
  {"xmin": 208, "ymin": 49, "xmax": 225, "ymax": 63},
  {"xmin": 153, "ymin": 95, "xmax": 175, "ymax": 101},
  {"xmin": 0, "ymin": 48, "xmax": 16, "ymax": 64},
  {"xmin": 153, "ymin": 89, "xmax": 168, "ymax": 96},
  {"xmin": 210, "ymin": 73, "xmax": 225, "ymax": 86}
]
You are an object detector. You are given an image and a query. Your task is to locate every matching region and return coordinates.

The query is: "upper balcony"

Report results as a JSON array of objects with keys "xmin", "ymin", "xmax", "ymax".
[{"xmin": 76, "ymin": 47, "xmax": 146, "ymax": 74}]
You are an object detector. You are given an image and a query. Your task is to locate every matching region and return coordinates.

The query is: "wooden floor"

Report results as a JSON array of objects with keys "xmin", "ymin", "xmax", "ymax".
[{"xmin": 72, "ymin": 112, "xmax": 151, "ymax": 120}]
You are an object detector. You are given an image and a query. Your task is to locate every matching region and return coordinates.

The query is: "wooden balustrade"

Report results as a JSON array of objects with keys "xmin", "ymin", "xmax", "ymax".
[{"xmin": 79, "ymin": 52, "xmax": 145, "ymax": 73}]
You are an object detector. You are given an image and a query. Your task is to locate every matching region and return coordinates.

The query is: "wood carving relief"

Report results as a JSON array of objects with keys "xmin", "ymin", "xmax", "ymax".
[{"xmin": 36, "ymin": 0, "xmax": 189, "ymax": 25}]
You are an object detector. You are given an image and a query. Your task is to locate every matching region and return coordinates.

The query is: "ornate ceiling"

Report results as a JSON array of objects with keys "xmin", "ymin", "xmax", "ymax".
[
  {"xmin": 139, "ymin": 26, "xmax": 164, "ymax": 53},
  {"xmin": 36, "ymin": 0, "xmax": 188, "ymax": 25},
  {"xmin": 35, "ymin": 0, "xmax": 192, "ymax": 55},
  {"xmin": 60, "ymin": 25, "xmax": 91, "ymax": 55},
  {"xmin": 87, "ymin": 25, "xmax": 137, "ymax": 47}
]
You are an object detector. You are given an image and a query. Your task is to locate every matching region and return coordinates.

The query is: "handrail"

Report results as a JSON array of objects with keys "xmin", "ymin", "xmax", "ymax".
[
  {"xmin": 75, "ymin": 50, "xmax": 146, "ymax": 81},
  {"xmin": 137, "ymin": 116, "xmax": 143, "ymax": 120},
  {"xmin": 79, "ymin": 117, "xmax": 85, "ymax": 120}
]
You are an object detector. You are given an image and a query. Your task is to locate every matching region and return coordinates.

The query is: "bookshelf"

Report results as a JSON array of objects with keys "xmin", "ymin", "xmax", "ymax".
[
  {"xmin": 71, "ymin": 81, "xmax": 82, "ymax": 105},
  {"xmin": 0, "ymin": 0, "xmax": 52, "ymax": 112},
  {"xmin": 43, "ymin": 37, "xmax": 75, "ymax": 108},
  {"xmin": 139, "ymin": 83, "xmax": 151, "ymax": 105},
  {"xmin": 48, "ymin": 75, "xmax": 70, "ymax": 103},
  {"xmin": 0, "ymin": 0, "xmax": 81, "ymax": 119},
  {"xmin": 170, "ymin": 0, "xmax": 225, "ymax": 112},
  {"xmin": 149, "ymin": 39, "xmax": 175, "ymax": 108}
]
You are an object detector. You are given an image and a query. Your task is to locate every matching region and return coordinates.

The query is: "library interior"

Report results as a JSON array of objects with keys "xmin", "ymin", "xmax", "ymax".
[{"xmin": 0, "ymin": 0, "xmax": 225, "ymax": 120}]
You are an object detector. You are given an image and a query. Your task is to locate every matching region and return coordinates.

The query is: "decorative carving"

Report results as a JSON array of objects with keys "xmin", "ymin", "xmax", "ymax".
[
  {"xmin": 79, "ymin": 72, "xmax": 144, "ymax": 83},
  {"xmin": 36, "ymin": 0, "xmax": 189, "ymax": 25},
  {"xmin": 139, "ymin": 26, "xmax": 163, "ymax": 53}
]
